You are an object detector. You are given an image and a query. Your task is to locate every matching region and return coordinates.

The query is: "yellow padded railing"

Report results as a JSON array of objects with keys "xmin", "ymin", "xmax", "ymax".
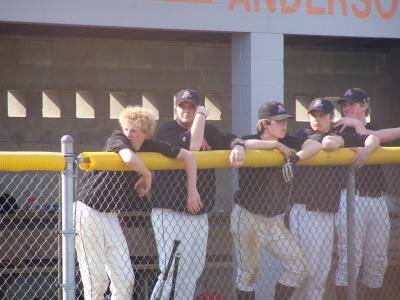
[
  {"xmin": 79, "ymin": 147, "xmax": 400, "ymax": 172},
  {"xmin": 0, "ymin": 152, "xmax": 65, "ymax": 171},
  {"xmin": 0, "ymin": 148, "xmax": 397, "ymax": 172}
]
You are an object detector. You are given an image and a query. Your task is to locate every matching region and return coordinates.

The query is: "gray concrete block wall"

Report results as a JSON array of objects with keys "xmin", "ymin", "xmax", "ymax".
[
  {"xmin": 390, "ymin": 47, "xmax": 400, "ymax": 128},
  {"xmin": 0, "ymin": 35, "xmax": 231, "ymax": 153},
  {"xmin": 1, "ymin": 33, "xmax": 399, "ymax": 153},
  {"xmin": 284, "ymin": 43, "xmax": 399, "ymax": 136}
]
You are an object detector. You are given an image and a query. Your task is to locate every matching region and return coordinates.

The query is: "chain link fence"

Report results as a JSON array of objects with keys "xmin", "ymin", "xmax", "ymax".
[
  {"xmin": 74, "ymin": 149, "xmax": 400, "ymax": 300},
  {"xmin": 1, "ymin": 148, "xmax": 400, "ymax": 300},
  {"xmin": 0, "ymin": 172, "xmax": 62, "ymax": 300}
]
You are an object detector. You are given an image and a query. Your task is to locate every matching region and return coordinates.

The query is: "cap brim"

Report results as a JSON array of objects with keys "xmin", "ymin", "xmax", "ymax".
[
  {"xmin": 308, "ymin": 108, "xmax": 328, "ymax": 114},
  {"xmin": 338, "ymin": 97, "xmax": 360, "ymax": 104},
  {"xmin": 176, "ymin": 99, "xmax": 198, "ymax": 106},
  {"xmin": 270, "ymin": 114, "xmax": 293, "ymax": 120}
]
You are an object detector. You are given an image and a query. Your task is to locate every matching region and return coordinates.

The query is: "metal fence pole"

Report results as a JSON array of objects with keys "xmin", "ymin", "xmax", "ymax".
[
  {"xmin": 346, "ymin": 167, "xmax": 356, "ymax": 300},
  {"xmin": 61, "ymin": 135, "xmax": 75, "ymax": 300}
]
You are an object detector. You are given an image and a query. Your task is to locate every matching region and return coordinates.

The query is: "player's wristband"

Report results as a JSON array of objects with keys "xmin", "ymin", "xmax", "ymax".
[
  {"xmin": 232, "ymin": 141, "xmax": 246, "ymax": 150},
  {"xmin": 288, "ymin": 154, "xmax": 301, "ymax": 164},
  {"xmin": 197, "ymin": 112, "xmax": 207, "ymax": 117}
]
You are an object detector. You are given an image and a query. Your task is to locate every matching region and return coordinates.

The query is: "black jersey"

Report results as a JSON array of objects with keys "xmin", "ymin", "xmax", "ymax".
[
  {"xmin": 152, "ymin": 121, "xmax": 236, "ymax": 214},
  {"xmin": 234, "ymin": 134, "xmax": 306, "ymax": 217},
  {"xmin": 294, "ymin": 127, "xmax": 368, "ymax": 212},
  {"xmin": 341, "ymin": 123, "xmax": 387, "ymax": 196},
  {"xmin": 296, "ymin": 126, "xmax": 369, "ymax": 147},
  {"xmin": 78, "ymin": 130, "xmax": 180, "ymax": 213}
]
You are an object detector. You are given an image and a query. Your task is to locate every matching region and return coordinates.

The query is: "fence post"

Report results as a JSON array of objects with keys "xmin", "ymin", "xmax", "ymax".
[
  {"xmin": 346, "ymin": 167, "xmax": 356, "ymax": 300},
  {"xmin": 61, "ymin": 135, "xmax": 75, "ymax": 300}
]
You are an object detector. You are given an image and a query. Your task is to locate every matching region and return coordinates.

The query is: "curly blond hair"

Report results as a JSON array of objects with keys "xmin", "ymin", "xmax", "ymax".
[{"xmin": 118, "ymin": 106, "xmax": 157, "ymax": 137}]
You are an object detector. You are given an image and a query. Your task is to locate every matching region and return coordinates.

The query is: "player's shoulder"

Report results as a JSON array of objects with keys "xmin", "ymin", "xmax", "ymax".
[
  {"xmin": 106, "ymin": 129, "xmax": 127, "ymax": 145},
  {"xmin": 156, "ymin": 120, "xmax": 181, "ymax": 135},
  {"xmin": 158, "ymin": 120, "xmax": 178, "ymax": 130},
  {"xmin": 104, "ymin": 130, "xmax": 132, "ymax": 152},
  {"xmin": 295, "ymin": 127, "xmax": 312, "ymax": 137},
  {"xmin": 204, "ymin": 122, "xmax": 220, "ymax": 133},
  {"xmin": 366, "ymin": 122, "xmax": 381, "ymax": 131}
]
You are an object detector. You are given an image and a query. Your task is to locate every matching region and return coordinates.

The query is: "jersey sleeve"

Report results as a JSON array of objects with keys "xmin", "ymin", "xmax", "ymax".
[
  {"xmin": 205, "ymin": 124, "xmax": 237, "ymax": 150},
  {"xmin": 339, "ymin": 132, "xmax": 369, "ymax": 148},
  {"xmin": 366, "ymin": 123, "xmax": 381, "ymax": 131},
  {"xmin": 295, "ymin": 128, "xmax": 325, "ymax": 143},
  {"xmin": 334, "ymin": 123, "xmax": 377, "ymax": 147},
  {"xmin": 280, "ymin": 134, "xmax": 306, "ymax": 150},
  {"xmin": 104, "ymin": 130, "xmax": 134, "ymax": 153},
  {"xmin": 140, "ymin": 139, "xmax": 181, "ymax": 158}
]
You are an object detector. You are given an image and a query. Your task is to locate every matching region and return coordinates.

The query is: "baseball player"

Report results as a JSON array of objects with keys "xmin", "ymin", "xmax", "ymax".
[
  {"xmin": 334, "ymin": 88, "xmax": 393, "ymax": 299},
  {"xmin": 231, "ymin": 101, "xmax": 321, "ymax": 300},
  {"xmin": 150, "ymin": 89, "xmax": 245, "ymax": 300},
  {"xmin": 334, "ymin": 91, "xmax": 400, "ymax": 145},
  {"xmin": 290, "ymin": 98, "xmax": 380, "ymax": 300},
  {"xmin": 75, "ymin": 106, "xmax": 200, "ymax": 300}
]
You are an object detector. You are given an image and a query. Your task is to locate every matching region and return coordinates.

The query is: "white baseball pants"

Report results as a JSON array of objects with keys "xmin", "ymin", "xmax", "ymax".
[
  {"xmin": 75, "ymin": 201, "xmax": 135, "ymax": 300},
  {"xmin": 150, "ymin": 208, "xmax": 208, "ymax": 300},
  {"xmin": 230, "ymin": 204, "xmax": 308, "ymax": 292},
  {"xmin": 335, "ymin": 190, "xmax": 390, "ymax": 288},
  {"xmin": 290, "ymin": 204, "xmax": 334, "ymax": 300}
]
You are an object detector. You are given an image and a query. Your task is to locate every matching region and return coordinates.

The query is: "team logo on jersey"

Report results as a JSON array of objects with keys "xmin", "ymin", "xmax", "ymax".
[
  {"xmin": 201, "ymin": 138, "xmax": 212, "ymax": 151},
  {"xmin": 182, "ymin": 90, "xmax": 192, "ymax": 99},
  {"xmin": 277, "ymin": 105, "xmax": 286, "ymax": 113}
]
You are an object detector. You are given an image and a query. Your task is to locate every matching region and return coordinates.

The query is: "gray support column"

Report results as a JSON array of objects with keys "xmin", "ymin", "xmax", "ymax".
[
  {"xmin": 231, "ymin": 32, "xmax": 284, "ymax": 136},
  {"xmin": 230, "ymin": 33, "xmax": 285, "ymax": 300},
  {"xmin": 61, "ymin": 135, "xmax": 75, "ymax": 300}
]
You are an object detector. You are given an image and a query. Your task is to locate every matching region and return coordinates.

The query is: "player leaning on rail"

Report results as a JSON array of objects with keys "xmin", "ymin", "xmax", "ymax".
[
  {"xmin": 290, "ymin": 97, "xmax": 380, "ymax": 300},
  {"xmin": 150, "ymin": 89, "xmax": 245, "ymax": 300},
  {"xmin": 231, "ymin": 101, "xmax": 321, "ymax": 300},
  {"xmin": 334, "ymin": 88, "xmax": 398, "ymax": 300},
  {"xmin": 75, "ymin": 106, "xmax": 200, "ymax": 300}
]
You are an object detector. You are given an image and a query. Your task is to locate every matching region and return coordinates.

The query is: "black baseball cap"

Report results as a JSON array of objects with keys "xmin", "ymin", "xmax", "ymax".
[
  {"xmin": 308, "ymin": 98, "xmax": 334, "ymax": 114},
  {"xmin": 338, "ymin": 88, "xmax": 368, "ymax": 104},
  {"xmin": 176, "ymin": 89, "xmax": 201, "ymax": 106},
  {"xmin": 258, "ymin": 101, "xmax": 293, "ymax": 120}
]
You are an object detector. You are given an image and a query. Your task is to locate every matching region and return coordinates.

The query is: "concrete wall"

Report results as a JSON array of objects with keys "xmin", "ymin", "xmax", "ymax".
[
  {"xmin": 1, "ymin": 34, "xmax": 399, "ymax": 154},
  {"xmin": 285, "ymin": 42, "xmax": 400, "ymax": 140},
  {"xmin": 0, "ymin": 34, "xmax": 231, "ymax": 153},
  {"xmin": 391, "ymin": 47, "xmax": 400, "ymax": 132}
]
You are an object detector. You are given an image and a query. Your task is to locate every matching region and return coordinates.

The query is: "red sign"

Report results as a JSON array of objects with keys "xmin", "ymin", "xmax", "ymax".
[
  {"xmin": 159, "ymin": 0, "xmax": 398, "ymax": 20},
  {"xmin": 228, "ymin": 0, "xmax": 398, "ymax": 19}
]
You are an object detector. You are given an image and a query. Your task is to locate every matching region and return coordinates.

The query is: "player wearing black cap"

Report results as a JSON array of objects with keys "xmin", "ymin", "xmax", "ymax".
[
  {"xmin": 290, "ymin": 98, "xmax": 379, "ymax": 300},
  {"xmin": 231, "ymin": 101, "xmax": 321, "ymax": 300},
  {"xmin": 334, "ymin": 88, "xmax": 400, "ymax": 144},
  {"xmin": 333, "ymin": 88, "xmax": 394, "ymax": 299},
  {"xmin": 150, "ymin": 89, "xmax": 245, "ymax": 300}
]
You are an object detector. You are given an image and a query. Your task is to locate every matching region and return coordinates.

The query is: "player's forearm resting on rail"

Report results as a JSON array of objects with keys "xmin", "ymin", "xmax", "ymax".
[
  {"xmin": 296, "ymin": 139, "xmax": 321, "ymax": 160},
  {"xmin": 350, "ymin": 134, "xmax": 380, "ymax": 169},
  {"xmin": 321, "ymin": 135, "xmax": 344, "ymax": 151},
  {"xmin": 119, "ymin": 148, "xmax": 152, "ymax": 196}
]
